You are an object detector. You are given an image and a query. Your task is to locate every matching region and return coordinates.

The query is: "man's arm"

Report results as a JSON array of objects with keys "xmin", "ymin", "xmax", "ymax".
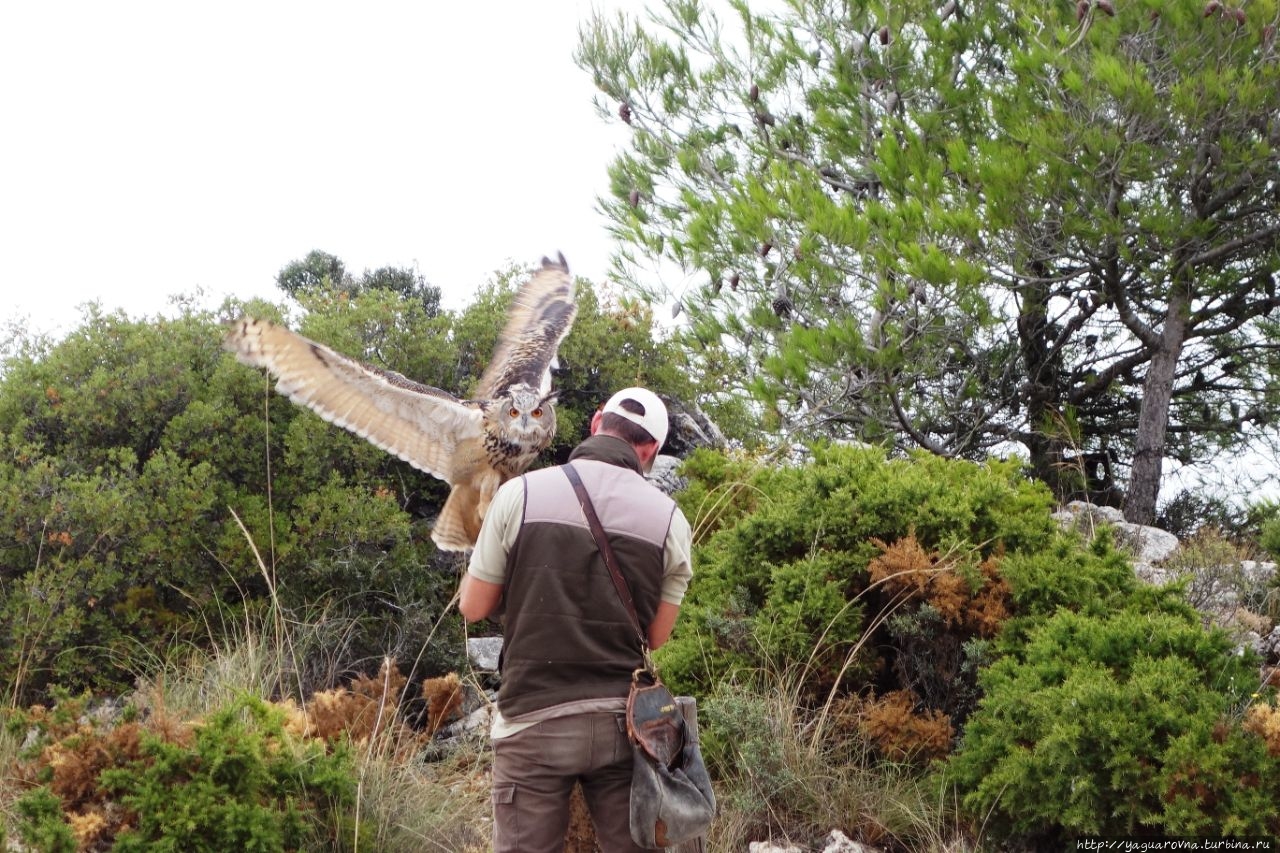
[
  {"xmin": 655, "ymin": 507, "xmax": 696, "ymax": 648},
  {"xmin": 649, "ymin": 507, "xmax": 693, "ymax": 649},
  {"xmin": 457, "ymin": 478, "xmax": 523, "ymax": 623},
  {"xmin": 648, "ymin": 600, "xmax": 680, "ymax": 649},
  {"xmin": 458, "ymin": 574, "xmax": 505, "ymax": 622}
]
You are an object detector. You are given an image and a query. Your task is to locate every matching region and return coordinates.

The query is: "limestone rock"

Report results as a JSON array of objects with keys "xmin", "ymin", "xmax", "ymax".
[
  {"xmin": 1052, "ymin": 500, "xmax": 1179, "ymax": 576},
  {"xmin": 441, "ymin": 703, "xmax": 492, "ymax": 739},
  {"xmin": 664, "ymin": 400, "xmax": 726, "ymax": 457},
  {"xmin": 646, "ymin": 455, "xmax": 686, "ymax": 495},
  {"xmin": 466, "ymin": 636, "xmax": 503, "ymax": 671},
  {"xmin": 748, "ymin": 832, "xmax": 883, "ymax": 853},
  {"xmin": 821, "ymin": 829, "xmax": 881, "ymax": 852}
]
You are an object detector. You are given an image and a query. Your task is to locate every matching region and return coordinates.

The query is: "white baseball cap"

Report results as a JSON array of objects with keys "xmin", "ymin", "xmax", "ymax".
[{"xmin": 602, "ymin": 387, "xmax": 669, "ymax": 447}]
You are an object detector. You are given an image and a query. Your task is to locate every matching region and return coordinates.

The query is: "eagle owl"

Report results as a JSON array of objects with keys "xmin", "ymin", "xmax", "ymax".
[{"xmin": 224, "ymin": 255, "xmax": 577, "ymax": 552}]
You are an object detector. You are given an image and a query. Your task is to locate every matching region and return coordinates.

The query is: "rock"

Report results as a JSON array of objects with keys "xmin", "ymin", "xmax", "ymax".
[
  {"xmin": 821, "ymin": 829, "xmax": 881, "ymax": 852},
  {"xmin": 646, "ymin": 455, "xmax": 686, "ymax": 495},
  {"xmin": 1055, "ymin": 502, "xmax": 1126, "ymax": 525},
  {"xmin": 467, "ymin": 636, "xmax": 503, "ymax": 671},
  {"xmin": 1126, "ymin": 525, "xmax": 1181, "ymax": 566},
  {"xmin": 1240, "ymin": 560, "xmax": 1277, "ymax": 587},
  {"xmin": 84, "ymin": 695, "xmax": 130, "ymax": 728},
  {"xmin": 442, "ymin": 703, "xmax": 492, "ymax": 739},
  {"xmin": 664, "ymin": 400, "xmax": 726, "ymax": 457},
  {"xmin": 1052, "ymin": 500, "xmax": 1179, "ymax": 575},
  {"xmin": 748, "ymin": 833, "xmax": 883, "ymax": 853},
  {"xmin": 1263, "ymin": 625, "xmax": 1280, "ymax": 661}
]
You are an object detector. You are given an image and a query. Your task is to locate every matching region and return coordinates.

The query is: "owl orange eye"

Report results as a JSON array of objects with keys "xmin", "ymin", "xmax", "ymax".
[
  {"xmin": 531, "ymin": 407, "xmax": 543, "ymax": 418},
  {"xmin": 508, "ymin": 407, "xmax": 520, "ymax": 418}
]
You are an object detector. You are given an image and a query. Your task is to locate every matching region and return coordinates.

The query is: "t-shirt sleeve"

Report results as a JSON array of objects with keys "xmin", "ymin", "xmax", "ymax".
[
  {"xmin": 660, "ymin": 507, "xmax": 694, "ymax": 605},
  {"xmin": 466, "ymin": 477, "xmax": 525, "ymax": 585}
]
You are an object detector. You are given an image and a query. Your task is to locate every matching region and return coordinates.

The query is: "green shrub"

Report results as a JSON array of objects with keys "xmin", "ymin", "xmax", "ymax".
[
  {"xmin": 1259, "ymin": 507, "xmax": 1280, "ymax": 565},
  {"xmin": 998, "ymin": 526, "xmax": 1137, "ymax": 618},
  {"xmin": 13, "ymin": 693, "xmax": 356, "ymax": 852},
  {"xmin": 946, "ymin": 605, "xmax": 1280, "ymax": 842},
  {"xmin": 14, "ymin": 786, "xmax": 76, "ymax": 853},
  {"xmin": 105, "ymin": 696, "xmax": 353, "ymax": 851},
  {"xmin": 699, "ymin": 680, "xmax": 803, "ymax": 818},
  {"xmin": 667, "ymin": 442, "xmax": 1280, "ymax": 844},
  {"xmin": 662, "ymin": 443, "xmax": 1056, "ymax": 706},
  {"xmin": 0, "ymin": 272, "xmax": 706, "ymax": 704},
  {"xmin": 1156, "ymin": 489, "xmax": 1256, "ymax": 542}
]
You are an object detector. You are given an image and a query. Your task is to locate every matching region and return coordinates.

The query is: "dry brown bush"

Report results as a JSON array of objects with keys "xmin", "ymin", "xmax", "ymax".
[
  {"xmin": 281, "ymin": 657, "xmax": 464, "ymax": 760},
  {"xmin": 1244, "ymin": 700, "xmax": 1280, "ymax": 757},
  {"xmin": 850, "ymin": 690, "xmax": 954, "ymax": 763},
  {"xmin": 868, "ymin": 537, "xmax": 1009, "ymax": 636}
]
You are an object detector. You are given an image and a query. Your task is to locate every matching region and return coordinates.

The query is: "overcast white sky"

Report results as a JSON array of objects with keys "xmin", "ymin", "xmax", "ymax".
[{"xmin": 1, "ymin": 1, "xmax": 662, "ymax": 337}]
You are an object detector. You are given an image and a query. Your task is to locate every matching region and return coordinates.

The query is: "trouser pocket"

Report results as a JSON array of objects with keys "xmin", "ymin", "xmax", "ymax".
[{"xmin": 492, "ymin": 782, "xmax": 518, "ymax": 849}]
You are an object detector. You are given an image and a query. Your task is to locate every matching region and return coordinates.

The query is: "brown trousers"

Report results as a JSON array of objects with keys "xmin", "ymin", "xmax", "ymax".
[{"xmin": 491, "ymin": 712, "xmax": 649, "ymax": 853}]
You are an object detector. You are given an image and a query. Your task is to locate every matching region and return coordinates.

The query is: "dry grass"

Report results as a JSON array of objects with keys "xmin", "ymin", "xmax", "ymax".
[
  {"xmin": 0, "ymin": 595, "xmax": 996, "ymax": 852},
  {"xmin": 342, "ymin": 729, "xmax": 492, "ymax": 853},
  {"xmin": 704, "ymin": 677, "xmax": 981, "ymax": 852},
  {"xmin": 150, "ymin": 609, "xmax": 486, "ymax": 852},
  {"xmin": 0, "ymin": 543, "xmax": 491, "ymax": 853}
]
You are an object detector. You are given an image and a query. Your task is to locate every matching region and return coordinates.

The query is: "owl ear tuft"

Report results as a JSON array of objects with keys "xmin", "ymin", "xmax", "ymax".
[
  {"xmin": 541, "ymin": 253, "xmax": 569, "ymax": 273},
  {"xmin": 539, "ymin": 390, "xmax": 561, "ymax": 408}
]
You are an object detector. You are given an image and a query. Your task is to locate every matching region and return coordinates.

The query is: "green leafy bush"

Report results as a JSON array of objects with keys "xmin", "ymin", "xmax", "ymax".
[
  {"xmin": 662, "ymin": 443, "xmax": 1057, "ymax": 708},
  {"xmin": 947, "ymin": 604, "xmax": 1280, "ymax": 842},
  {"xmin": 699, "ymin": 680, "xmax": 802, "ymax": 818},
  {"xmin": 669, "ymin": 441, "xmax": 1280, "ymax": 844},
  {"xmin": 11, "ymin": 693, "xmax": 355, "ymax": 852},
  {"xmin": 941, "ymin": 502, "xmax": 1280, "ymax": 842},
  {"xmin": 0, "ymin": 265, "xmax": 704, "ymax": 704},
  {"xmin": 14, "ymin": 786, "xmax": 76, "ymax": 853},
  {"xmin": 102, "ymin": 696, "xmax": 354, "ymax": 851},
  {"xmin": 1257, "ymin": 500, "xmax": 1280, "ymax": 565}
]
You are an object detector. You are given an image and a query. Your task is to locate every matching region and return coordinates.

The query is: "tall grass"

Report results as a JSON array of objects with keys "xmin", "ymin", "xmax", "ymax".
[
  {"xmin": 701, "ymin": 668, "xmax": 982, "ymax": 852},
  {"xmin": 0, "ymin": 538, "xmax": 491, "ymax": 852},
  {"xmin": 690, "ymin": 530, "xmax": 990, "ymax": 851},
  {"xmin": 144, "ymin": 576, "xmax": 490, "ymax": 851}
]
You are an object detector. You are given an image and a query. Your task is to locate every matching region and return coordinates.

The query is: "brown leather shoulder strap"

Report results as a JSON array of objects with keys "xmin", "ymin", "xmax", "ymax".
[{"xmin": 563, "ymin": 463, "xmax": 648, "ymax": 652}]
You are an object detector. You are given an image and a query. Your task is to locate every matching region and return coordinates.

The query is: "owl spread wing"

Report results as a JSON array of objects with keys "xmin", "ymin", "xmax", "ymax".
[
  {"xmin": 223, "ymin": 318, "xmax": 483, "ymax": 484},
  {"xmin": 475, "ymin": 254, "xmax": 577, "ymax": 399}
]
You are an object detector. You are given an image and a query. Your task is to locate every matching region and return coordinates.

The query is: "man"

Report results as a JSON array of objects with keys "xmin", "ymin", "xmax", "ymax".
[{"xmin": 458, "ymin": 387, "xmax": 693, "ymax": 853}]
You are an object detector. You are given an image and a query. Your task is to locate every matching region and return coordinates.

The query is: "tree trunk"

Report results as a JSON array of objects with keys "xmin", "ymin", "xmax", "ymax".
[
  {"xmin": 1017, "ymin": 276, "xmax": 1073, "ymax": 500},
  {"xmin": 1125, "ymin": 291, "xmax": 1191, "ymax": 525}
]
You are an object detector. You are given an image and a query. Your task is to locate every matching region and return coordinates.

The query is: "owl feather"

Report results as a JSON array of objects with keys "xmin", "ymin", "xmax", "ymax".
[{"xmin": 224, "ymin": 255, "xmax": 576, "ymax": 551}]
